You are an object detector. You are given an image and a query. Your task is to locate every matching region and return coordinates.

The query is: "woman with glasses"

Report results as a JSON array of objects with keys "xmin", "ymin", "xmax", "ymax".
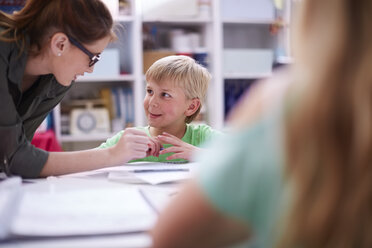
[
  {"xmin": 151, "ymin": 0, "xmax": 372, "ymax": 247},
  {"xmin": 0, "ymin": 0, "xmax": 154, "ymax": 178}
]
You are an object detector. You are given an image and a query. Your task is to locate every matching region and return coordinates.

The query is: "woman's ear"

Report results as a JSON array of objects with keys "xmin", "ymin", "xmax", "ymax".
[
  {"xmin": 185, "ymin": 98, "xmax": 201, "ymax": 117},
  {"xmin": 50, "ymin": 32, "xmax": 70, "ymax": 57}
]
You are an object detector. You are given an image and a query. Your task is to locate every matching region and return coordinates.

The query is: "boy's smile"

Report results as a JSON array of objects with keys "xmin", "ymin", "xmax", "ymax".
[
  {"xmin": 144, "ymin": 80, "xmax": 193, "ymax": 136},
  {"xmin": 149, "ymin": 112, "xmax": 162, "ymax": 119}
]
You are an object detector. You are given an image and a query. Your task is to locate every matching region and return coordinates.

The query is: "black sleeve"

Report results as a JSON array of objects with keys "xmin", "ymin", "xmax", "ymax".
[
  {"xmin": 22, "ymin": 80, "xmax": 71, "ymax": 141},
  {"xmin": 0, "ymin": 44, "xmax": 48, "ymax": 178}
]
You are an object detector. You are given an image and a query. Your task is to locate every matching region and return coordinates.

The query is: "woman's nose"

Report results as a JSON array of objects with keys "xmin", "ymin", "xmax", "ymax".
[{"xmin": 86, "ymin": 65, "xmax": 94, "ymax": 73}]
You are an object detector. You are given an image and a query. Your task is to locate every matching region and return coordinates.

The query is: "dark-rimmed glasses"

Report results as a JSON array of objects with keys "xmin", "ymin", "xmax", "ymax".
[{"xmin": 68, "ymin": 36, "xmax": 101, "ymax": 67}]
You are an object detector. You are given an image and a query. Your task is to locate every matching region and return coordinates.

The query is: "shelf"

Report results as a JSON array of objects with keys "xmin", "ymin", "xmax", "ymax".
[
  {"xmin": 276, "ymin": 56, "xmax": 294, "ymax": 64},
  {"xmin": 60, "ymin": 133, "xmax": 116, "ymax": 142},
  {"xmin": 142, "ymin": 17, "xmax": 212, "ymax": 24},
  {"xmin": 223, "ymin": 19, "xmax": 275, "ymax": 25},
  {"xmin": 75, "ymin": 74, "xmax": 135, "ymax": 83},
  {"xmin": 224, "ymin": 72, "xmax": 272, "ymax": 79}
]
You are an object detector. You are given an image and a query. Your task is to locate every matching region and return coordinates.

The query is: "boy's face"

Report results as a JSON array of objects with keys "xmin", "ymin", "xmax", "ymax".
[{"xmin": 144, "ymin": 80, "xmax": 193, "ymax": 130}]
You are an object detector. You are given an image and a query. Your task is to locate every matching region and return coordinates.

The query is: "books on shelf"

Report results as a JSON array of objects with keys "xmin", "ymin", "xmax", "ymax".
[
  {"xmin": 224, "ymin": 79, "xmax": 256, "ymax": 118},
  {"xmin": 104, "ymin": 87, "xmax": 134, "ymax": 133}
]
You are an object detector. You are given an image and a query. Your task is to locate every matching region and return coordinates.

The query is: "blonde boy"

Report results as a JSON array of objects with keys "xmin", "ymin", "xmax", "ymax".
[{"xmin": 99, "ymin": 55, "xmax": 219, "ymax": 162}]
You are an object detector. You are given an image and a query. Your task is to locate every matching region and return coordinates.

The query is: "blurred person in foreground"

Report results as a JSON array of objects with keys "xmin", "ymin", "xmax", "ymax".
[{"xmin": 151, "ymin": 0, "xmax": 372, "ymax": 247}]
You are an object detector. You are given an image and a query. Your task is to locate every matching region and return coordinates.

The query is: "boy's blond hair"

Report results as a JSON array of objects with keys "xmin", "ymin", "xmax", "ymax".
[{"xmin": 145, "ymin": 55, "xmax": 211, "ymax": 123}]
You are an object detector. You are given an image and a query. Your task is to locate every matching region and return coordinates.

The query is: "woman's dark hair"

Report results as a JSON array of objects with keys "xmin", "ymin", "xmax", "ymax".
[{"xmin": 0, "ymin": 0, "xmax": 116, "ymax": 55}]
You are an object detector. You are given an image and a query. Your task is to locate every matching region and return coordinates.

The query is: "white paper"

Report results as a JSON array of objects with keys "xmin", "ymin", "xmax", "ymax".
[
  {"xmin": 138, "ymin": 188, "xmax": 178, "ymax": 213},
  {"xmin": 11, "ymin": 187, "xmax": 156, "ymax": 237},
  {"xmin": 0, "ymin": 233, "xmax": 152, "ymax": 248},
  {"xmin": 0, "ymin": 177, "xmax": 23, "ymax": 239},
  {"xmin": 132, "ymin": 171, "xmax": 192, "ymax": 185},
  {"xmin": 60, "ymin": 162, "xmax": 200, "ymax": 185},
  {"xmin": 107, "ymin": 162, "xmax": 199, "ymax": 185}
]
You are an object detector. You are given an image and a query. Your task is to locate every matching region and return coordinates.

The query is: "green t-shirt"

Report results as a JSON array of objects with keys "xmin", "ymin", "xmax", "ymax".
[
  {"xmin": 197, "ymin": 107, "xmax": 290, "ymax": 247},
  {"xmin": 98, "ymin": 124, "xmax": 220, "ymax": 163}
]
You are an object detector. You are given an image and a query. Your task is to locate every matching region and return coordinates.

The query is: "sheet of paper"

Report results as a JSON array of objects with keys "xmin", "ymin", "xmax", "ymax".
[
  {"xmin": 107, "ymin": 162, "xmax": 199, "ymax": 185},
  {"xmin": 0, "ymin": 233, "xmax": 152, "ymax": 248},
  {"xmin": 138, "ymin": 188, "xmax": 178, "ymax": 213},
  {"xmin": 0, "ymin": 177, "xmax": 23, "ymax": 240},
  {"xmin": 107, "ymin": 170, "xmax": 193, "ymax": 185},
  {"xmin": 60, "ymin": 162, "xmax": 200, "ymax": 185},
  {"xmin": 57, "ymin": 169, "xmax": 110, "ymax": 178},
  {"xmin": 59, "ymin": 162, "xmax": 197, "ymax": 178},
  {"xmin": 11, "ymin": 187, "xmax": 156, "ymax": 237},
  {"xmin": 131, "ymin": 171, "xmax": 192, "ymax": 185}
]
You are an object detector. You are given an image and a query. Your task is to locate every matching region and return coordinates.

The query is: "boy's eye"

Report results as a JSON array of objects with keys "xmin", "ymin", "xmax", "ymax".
[
  {"xmin": 146, "ymin": 89, "xmax": 153, "ymax": 94},
  {"xmin": 162, "ymin": 92, "xmax": 171, "ymax": 98}
]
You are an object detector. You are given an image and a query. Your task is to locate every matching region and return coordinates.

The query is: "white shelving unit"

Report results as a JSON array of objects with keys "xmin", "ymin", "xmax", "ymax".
[
  {"xmin": 54, "ymin": 0, "xmax": 290, "ymax": 150},
  {"xmin": 224, "ymin": 72, "xmax": 273, "ymax": 79}
]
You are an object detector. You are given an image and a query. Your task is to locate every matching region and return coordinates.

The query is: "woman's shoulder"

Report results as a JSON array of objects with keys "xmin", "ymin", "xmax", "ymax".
[
  {"xmin": 0, "ymin": 33, "xmax": 14, "ymax": 58},
  {"xmin": 0, "ymin": 26, "xmax": 30, "ymax": 61}
]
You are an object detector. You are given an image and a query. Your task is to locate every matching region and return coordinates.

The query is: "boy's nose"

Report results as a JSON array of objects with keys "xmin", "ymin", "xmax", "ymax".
[
  {"xmin": 149, "ymin": 97, "xmax": 159, "ymax": 107},
  {"xmin": 151, "ymin": 100, "xmax": 159, "ymax": 107}
]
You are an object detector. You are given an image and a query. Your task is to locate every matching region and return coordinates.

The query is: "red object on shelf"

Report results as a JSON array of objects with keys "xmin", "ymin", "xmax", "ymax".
[
  {"xmin": 176, "ymin": 52, "xmax": 193, "ymax": 58},
  {"xmin": 31, "ymin": 130, "xmax": 63, "ymax": 152}
]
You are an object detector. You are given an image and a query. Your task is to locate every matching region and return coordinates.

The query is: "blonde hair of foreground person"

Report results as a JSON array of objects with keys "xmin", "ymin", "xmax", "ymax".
[{"xmin": 151, "ymin": 0, "xmax": 372, "ymax": 247}]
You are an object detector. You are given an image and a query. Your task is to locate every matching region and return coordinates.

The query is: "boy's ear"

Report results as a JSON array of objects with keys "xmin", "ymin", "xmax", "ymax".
[{"xmin": 185, "ymin": 98, "xmax": 201, "ymax": 117}]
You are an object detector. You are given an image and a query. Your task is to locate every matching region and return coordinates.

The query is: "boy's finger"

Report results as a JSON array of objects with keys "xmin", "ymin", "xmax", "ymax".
[
  {"xmin": 147, "ymin": 141, "xmax": 159, "ymax": 156},
  {"xmin": 160, "ymin": 146, "xmax": 183, "ymax": 154},
  {"xmin": 157, "ymin": 135, "xmax": 182, "ymax": 146}
]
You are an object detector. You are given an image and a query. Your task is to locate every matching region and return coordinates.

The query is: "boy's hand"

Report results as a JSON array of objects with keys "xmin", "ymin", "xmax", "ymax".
[
  {"xmin": 111, "ymin": 128, "xmax": 153, "ymax": 163},
  {"xmin": 147, "ymin": 137, "xmax": 162, "ymax": 157},
  {"xmin": 157, "ymin": 132, "xmax": 201, "ymax": 161}
]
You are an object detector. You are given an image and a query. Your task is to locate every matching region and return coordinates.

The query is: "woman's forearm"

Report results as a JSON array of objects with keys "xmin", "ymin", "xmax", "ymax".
[{"xmin": 39, "ymin": 147, "xmax": 120, "ymax": 177}]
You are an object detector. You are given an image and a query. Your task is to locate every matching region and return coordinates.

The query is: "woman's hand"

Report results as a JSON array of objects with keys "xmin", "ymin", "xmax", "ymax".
[
  {"xmin": 157, "ymin": 132, "xmax": 201, "ymax": 161},
  {"xmin": 110, "ymin": 128, "xmax": 154, "ymax": 163}
]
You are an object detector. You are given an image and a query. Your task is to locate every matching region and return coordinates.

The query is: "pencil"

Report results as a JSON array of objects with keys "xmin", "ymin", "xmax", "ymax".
[{"xmin": 131, "ymin": 168, "xmax": 189, "ymax": 173}]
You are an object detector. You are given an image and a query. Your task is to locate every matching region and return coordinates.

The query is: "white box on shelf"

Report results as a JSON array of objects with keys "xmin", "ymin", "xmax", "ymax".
[
  {"xmin": 142, "ymin": 0, "xmax": 198, "ymax": 19},
  {"xmin": 221, "ymin": 0, "xmax": 274, "ymax": 21},
  {"xmin": 70, "ymin": 108, "xmax": 110, "ymax": 135},
  {"xmin": 84, "ymin": 49, "xmax": 120, "ymax": 78},
  {"xmin": 223, "ymin": 49, "xmax": 273, "ymax": 75}
]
